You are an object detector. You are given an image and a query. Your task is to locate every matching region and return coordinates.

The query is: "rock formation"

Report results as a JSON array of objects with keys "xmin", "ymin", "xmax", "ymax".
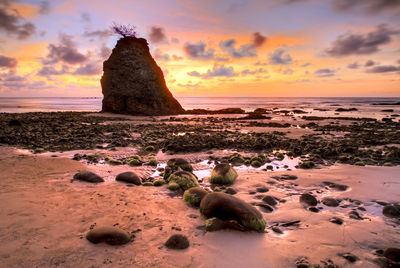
[{"xmin": 101, "ymin": 36, "xmax": 184, "ymax": 115}]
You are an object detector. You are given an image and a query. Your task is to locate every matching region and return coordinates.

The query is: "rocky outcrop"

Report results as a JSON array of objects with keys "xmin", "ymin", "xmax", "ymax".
[{"xmin": 101, "ymin": 37, "xmax": 184, "ymax": 115}]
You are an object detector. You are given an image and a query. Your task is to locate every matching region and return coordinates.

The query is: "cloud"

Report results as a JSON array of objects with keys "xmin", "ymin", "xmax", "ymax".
[
  {"xmin": 216, "ymin": 57, "xmax": 229, "ymax": 62},
  {"xmin": 325, "ymin": 24, "xmax": 398, "ymax": 57},
  {"xmin": 43, "ymin": 34, "xmax": 88, "ymax": 65},
  {"xmin": 365, "ymin": 60, "xmax": 375, "ymax": 66},
  {"xmin": 38, "ymin": 1, "xmax": 51, "ymax": 15},
  {"xmin": 80, "ymin": 12, "xmax": 91, "ymax": 23},
  {"xmin": 269, "ymin": 48, "xmax": 292, "ymax": 65},
  {"xmin": 314, "ymin": 68, "xmax": 336, "ymax": 77},
  {"xmin": 252, "ymin": 32, "xmax": 267, "ymax": 47},
  {"xmin": 99, "ymin": 44, "xmax": 111, "ymax": 59},
  {"xmin": 73, "ymin": 62, "xmax": 102, "ymax": 75},
  {"xmin": 332, "ymin": 0, "xmax": 400, "ymax": 14},
  {"xmin": 153, "ymin": 49, "xmax": 169, "ymax": 61},
  {"xmin": 177, "ymin": 83, "xmax": 199, "ymax": 88},
  {"xmin": 347, "ymin": 62, "xmax": 360, "ymax": 69},
  {"xmin": 171, "ymin": 37, "xmax": 179, "ymax": 43},
  {"xmin": 301, "ymin": 62, "xmax": 311, "ymax": 67},
  {"xmin": 188, "ymin": 64, "xmax": 237, "ymax": 78},
  {"xmin": 184, "ymin": 41, "xmax": 215, "ymax": 60},
  {"xmin": 0, "ymin": 55, "xmax": 17, "ymax": 68},
  {"xmin": 242, "ymin": 68, "xmax": 267, "ymax": 75},
  {"xmin": 84, "ymin": 29, "xmax": 112, "ymax": 40},
  {"xmin": 172, "ymin": 54, "xmax": 183, "ymax": 61},
  {"xmin": 283, "ymin": 68, "xmax": 293, "ymax": 74},
  {"xmin": 366, "ymin": 65, "xmax": 400, "ymax": 73},
  {"xmin": 149, "ymin": 26, "xmax": 166, "ymax": 43},
  {"xmin": 37, "ymin": 66, "xmax": 68, "ymax": 76},
  {"xmin": 220, "ymin": 39, "xmax": 257, "ymax": 58},
  {"xmin": 0, "ymin": 7, "xmax": 36, "ymax": 39}
]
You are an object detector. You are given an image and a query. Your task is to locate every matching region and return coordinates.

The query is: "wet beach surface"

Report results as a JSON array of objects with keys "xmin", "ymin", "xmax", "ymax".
[{"xmin": 0, "ymin": 108, "xmax": 399, "ymax": 267}]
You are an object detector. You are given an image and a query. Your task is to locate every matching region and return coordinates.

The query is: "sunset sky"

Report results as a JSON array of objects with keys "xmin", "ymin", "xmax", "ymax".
[{"xmin": 0, "ymin": 0, "xmax": 399, "ymax": 97}]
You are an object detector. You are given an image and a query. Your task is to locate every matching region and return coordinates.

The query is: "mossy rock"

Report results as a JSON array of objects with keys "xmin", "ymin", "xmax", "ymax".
[
  {"xmin": 115, "ymin": 171, "xmax": 141, "ymax": 185},
  {"xmin": 148, "ymin": 158, "xmax": 158, "ymax": 167},
  {"xmin": 105, "ymin": 157, "xmax": 123, "ymax": 165},
  {"xmin": 167, "ymin": 158, "xmax": 193, "ymax": 172},
  {"xmin": 355, "ymin": 161, "xmax": 365, "ymax": 166},
  {"xmin": 200, "ymin": 192, "xmax": 266, "ymax": 232},
  {"xmin": 73, "ymin": 171, "xmax": 104, "ymax": 183},
  {"xmin": 142, "ymin": 182, "xmax": 153, "ymax": 186},
  {"xmin": 86, "ymin": 226, "xmax": 131, "ymax": 245},
  {"xmin": 129, "ymin": 159, "xmax": 142, "ymax": 166},
  {"xmin": 167, "ymin": 181, "xmax": 180, "ymax": 191},
  {"xmin": 163, "ymin": 158, "xmax": 193, "ymax": 180},
  {"xmin": 145, "ymin": 145, "xmax": 155, "ymax": 152},
  {"xmin": 205, "ymin": 217, "xmax": 226, "ymax": 232},
  {"xmin": 153, "ymin": 179, "xmax": 165, "ymax": 186},
  {"xmin": 251, "ymin": 160, "xmax": 263, "ymax": 168},
  {"xmin": 209, "ymin": 163, "xmax": 238, "ymax": 185},
  {"xmin": 183, "ymin": 187, "xmax": 209, "ymax": 207},
  {"xmin": 298, "ymin": 161, "xmax": 315, "ymax": 169},
  {"xmin": 168, "ymin": 170, "xmax": 199, "ymax": 191}
]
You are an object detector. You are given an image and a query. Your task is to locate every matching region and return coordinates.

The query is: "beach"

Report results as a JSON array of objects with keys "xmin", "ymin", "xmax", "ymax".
[{"xmin": 0, "ymin": 101, "xmax": 399, "ymax": 267}]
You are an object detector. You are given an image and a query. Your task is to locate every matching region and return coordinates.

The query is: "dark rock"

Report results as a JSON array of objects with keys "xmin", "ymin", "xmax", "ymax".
[
  {"xmin": 183, "ymin": 187, "xmax": 208, "ymax": 207},
  {"xmin": 308, "ymin": 206, "xmax": 319, "ymax": 213},
  {"xmin": 200, "ymin": 192, "xmax": 266, "ymax": 232},
  {"xmin": 383, "ymin": 248, "xmax": 400, "ymax": 262},
  {"xmin": 338, "ymin": 252, "xmax": 359, "ymax": 263},
  {"xmin": 382, "ymin": 204, "xmax": 400, "ymax": 218},
  {"xmin": 205, "ymin": 217, "xmax": 226, "ymax": 232},
  {"xmin": 295, "ymin": 256, "xmax": 310, "ymax": 268},
  {"xmin": 322, "ymin": 197, "xmax": 340, "ymax": 207},
  {"xmin": 271, "ymin": 226, "xmax": 283, "ymax": 234},
  {"xmin": 165, "ymin": 234, "xmax": 189, "ymax": 249},
  {"xmin": 329, "ymin": 217, "xmax": 344, "ymax": 225},
  {"xmin": 86, "ymin": 226, "xmax": 131, "ymax": 245},
  {"xmin": 256, "ymin": 187, "xmax": 269, "ymax": 193},
  {"xmin": 349, "ymin": 210, "xmax": 363, "ymax": 220},
  {"xmin": 115, "ymin": 171, "xmax": 141, "ymax": 185},
  {"xmin": 300, "ymin": 193, "xmax": 318, "ymax": 206},
  {"xmin": 225, "ymin": 187, "xmax": 237, "ymax": 195},
  {"xmin": 73, "ymin": 171, "xmax": 104, "ymax": 183},
  {"xmin": 101, "ymin": 36, "xmax": 184, "ymax": 116},
  {"xmin": 262, "ymin": 195, "xmax": 278, "ymax": 206},
  {"xmin": 322, "ymin": 181, "xmax": 348, "ymax": 191},
  {"xmin": 256, "ymin": 203, "xmax": 274, "ymax": 213}
]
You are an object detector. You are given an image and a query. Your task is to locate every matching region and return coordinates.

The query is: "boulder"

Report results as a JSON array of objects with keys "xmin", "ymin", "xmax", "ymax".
[
  {"xmin": 382, "ymin": 204, "xmax": 400, "ymax": 218},
  {"xmin": 167, "ymin": 170, "xmax": 199, "ymax": 191},
  {"xmin": 73, "ymin": 171, "xmax": 104, "ymax": 183},
  {"xmin": 163, "ymin": 158, "xmax": 193, "ymax": 180},
  {"xmin": 86, "ymin": 226, "xmax": 131, "ymax": 245},
  {"xmin": 200, "ymin": 192, "xmax": 266, "ymax": 232},
  {"xmin": 300, "ymin": 193, "xmax": 318, "ymax": 206},
  {"xmin": 209, "ymin": 163, "xmax": 238, "ymax": 185},
  {"xmin": 183, "ymin": 187, "xmax": 208, "ymax": 207},
  {"xmin": 165, "ymin": 234, "xmax": 189, "ymax": 249},
  {"xmin": 115, "ymin": 171, "xmax": 141, "ymax": 185},
  {"xmin": 322, "ymin": 197, "xmax": 340, "ymax": 207},
  {"xmin": 101, "ymin": 36, "xmax": 184, "ymax": 116}
]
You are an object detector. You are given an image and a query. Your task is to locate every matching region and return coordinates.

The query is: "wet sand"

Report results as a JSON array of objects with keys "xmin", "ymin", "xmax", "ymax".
[{"xmin": 0, "ymin": 145, "xmax": 399, "ymax": 267}]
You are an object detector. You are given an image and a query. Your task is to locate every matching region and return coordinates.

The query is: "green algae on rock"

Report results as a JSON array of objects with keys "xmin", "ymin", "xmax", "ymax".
[{"xmin": 209, "ymin": 163, "xmax": 238, "ymax": 185}]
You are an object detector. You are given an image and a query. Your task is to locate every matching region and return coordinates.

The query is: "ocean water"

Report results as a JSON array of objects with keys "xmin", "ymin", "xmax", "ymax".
[{"xmin": 0, "ymin": 97, "xmax": 399, "ymax": 117}]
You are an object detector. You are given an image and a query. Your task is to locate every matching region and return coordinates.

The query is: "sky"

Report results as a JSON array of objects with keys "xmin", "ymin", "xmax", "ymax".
[{"xmin": 0, "ymin": 0, "xmax": 399, "ymax": 97}]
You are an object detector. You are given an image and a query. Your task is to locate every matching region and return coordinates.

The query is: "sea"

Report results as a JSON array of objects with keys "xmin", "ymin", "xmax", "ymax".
[{"xmin": 0, "ymin": 97, "xmax": 399, "ymax": 119}]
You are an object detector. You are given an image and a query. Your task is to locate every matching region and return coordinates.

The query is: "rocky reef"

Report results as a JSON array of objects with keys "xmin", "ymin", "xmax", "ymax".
[{"xmin": 101, "ymin": 36, "xmax": 184, "ymax": 115}]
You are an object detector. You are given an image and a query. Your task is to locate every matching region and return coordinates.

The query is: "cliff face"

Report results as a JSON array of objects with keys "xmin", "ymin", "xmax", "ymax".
[{"xmin": 101, "ymin": 37, "xmax": 184, "ymax": 115}]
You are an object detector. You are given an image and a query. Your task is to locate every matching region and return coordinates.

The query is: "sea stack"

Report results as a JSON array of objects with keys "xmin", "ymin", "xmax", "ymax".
[{"xmin": 101, "ymin": 36, "xmax": 184, "ymax": 115}]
